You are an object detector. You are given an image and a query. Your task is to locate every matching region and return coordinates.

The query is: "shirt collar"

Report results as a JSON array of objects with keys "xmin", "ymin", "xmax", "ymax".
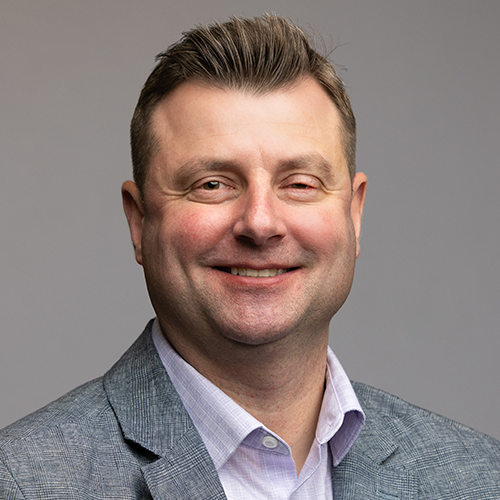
[
  {"xmin": 321, "ymin": 347, "xmax": 366, "ymax": 465},
  {"xmin": 152, "ymin": 318, "xmax": 364, "ymax": 469}
]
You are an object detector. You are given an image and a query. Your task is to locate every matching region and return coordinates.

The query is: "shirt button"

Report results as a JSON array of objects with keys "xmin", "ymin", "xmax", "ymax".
[{"xmin": 262, "ymin": 436, "xmax": 278, "ymax": 449}]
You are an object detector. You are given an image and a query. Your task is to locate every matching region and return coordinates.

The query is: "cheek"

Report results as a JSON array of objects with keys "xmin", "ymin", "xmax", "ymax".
[
  {"xmin": 164, "ymin": 207, "xmax": 230, "ymax": 254},
  {"xmin": 176, "ymin": 211, "xmax": 205, "ymax": 248},
  {"xmin": 291, "ymin": 208, "xmax": 351, "ymax": 255}
]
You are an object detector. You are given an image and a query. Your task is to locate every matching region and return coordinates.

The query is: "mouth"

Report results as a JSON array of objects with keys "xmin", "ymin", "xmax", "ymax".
[{"xmin": 217, "ymin": 267, "xmax": 297, "ymax": 277}]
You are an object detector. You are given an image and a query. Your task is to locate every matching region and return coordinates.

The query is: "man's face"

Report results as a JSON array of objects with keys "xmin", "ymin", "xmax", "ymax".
[{"xmin": 123, "ymin": 78, "xmax": 366, "ymax": 353}]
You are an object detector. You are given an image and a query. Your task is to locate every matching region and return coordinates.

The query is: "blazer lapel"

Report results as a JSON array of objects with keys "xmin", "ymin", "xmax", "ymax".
[
  {"xmin": 332, "ymin": 384, "xmax": 419, "ymax": 499},
  {"xmin": 141, "ymin": 426, "xmax": 226, "ymax": 500},
  {"xmin": 103, "ymin": 321, "xmax": 227, "ymax": 499}
]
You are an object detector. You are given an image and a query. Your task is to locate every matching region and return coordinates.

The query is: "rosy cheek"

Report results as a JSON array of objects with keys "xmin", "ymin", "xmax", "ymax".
[
  {"xmin": 175, "ymin": 208, "xmax": 226, "ymax": 249},
  {"xmin": 296, "ymin": 209, "xmax": 348, "ymax": 256},
  {"xmin": 291, "ymin": 210, "xmax": 333, "ymax": 242}
]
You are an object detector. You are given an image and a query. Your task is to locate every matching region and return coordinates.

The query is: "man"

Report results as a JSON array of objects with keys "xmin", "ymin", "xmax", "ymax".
[{"xmin": 1, "ymin": 14, "xmax": 499, "ymax": 499}]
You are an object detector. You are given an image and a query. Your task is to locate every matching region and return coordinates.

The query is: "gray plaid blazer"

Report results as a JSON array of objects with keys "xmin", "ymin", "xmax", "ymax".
[{"xmin": 1, "ymin": 320, "xmax": 499, "ymax": 499}]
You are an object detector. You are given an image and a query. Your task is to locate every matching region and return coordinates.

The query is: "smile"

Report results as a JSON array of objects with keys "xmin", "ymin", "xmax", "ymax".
[{"xmin": 230, "ymin": 268, "xmax": 289, "ymax": 277}]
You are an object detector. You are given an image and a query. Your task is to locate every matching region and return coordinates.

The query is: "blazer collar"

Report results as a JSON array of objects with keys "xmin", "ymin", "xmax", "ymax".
[{"xmin": 103, "ymin": 320, "xmax": 227, "ymax": 499}]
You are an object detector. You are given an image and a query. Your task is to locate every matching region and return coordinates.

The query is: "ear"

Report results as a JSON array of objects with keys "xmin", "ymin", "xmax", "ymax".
[
  {"xmin": 122, "ymin": 180, "xmax": 145, "ymax": 265},
  {"xmin": 350, "ymin": 172, "xmax": 367, "ymax": 258}
]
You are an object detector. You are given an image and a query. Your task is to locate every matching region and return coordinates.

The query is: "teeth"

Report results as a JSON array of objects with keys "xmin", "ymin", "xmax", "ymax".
[{"xmin": 231, "ymin": 268, "xmax": 286, "ymax": 277}]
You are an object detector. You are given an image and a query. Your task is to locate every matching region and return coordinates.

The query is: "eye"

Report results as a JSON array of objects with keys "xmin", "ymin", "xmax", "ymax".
[
  {"xmin": 280, "ymin": 174, "xmax": 324, "ymax": 202},
  {"xmin": 285, "ymin": 177, "xmax": 318, "ymax": 191},
  {"xmin": 189, "ymin": 177, "xmax": 238, "ymax": 204},
  {"xmin": 202, "ymin": 180, "xmax": 222, "ymax": 190}
]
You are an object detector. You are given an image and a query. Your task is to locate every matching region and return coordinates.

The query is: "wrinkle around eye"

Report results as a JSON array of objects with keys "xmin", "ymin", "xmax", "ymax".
[{"xmin": 155, "ymin": 186, "xmax": 189, "ymax": 200}]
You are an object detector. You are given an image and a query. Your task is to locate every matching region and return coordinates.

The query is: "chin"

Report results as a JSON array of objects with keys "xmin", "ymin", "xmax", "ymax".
[{"xmin": 213, "ymin": 314, "xmax": 299, "ymax": 347}]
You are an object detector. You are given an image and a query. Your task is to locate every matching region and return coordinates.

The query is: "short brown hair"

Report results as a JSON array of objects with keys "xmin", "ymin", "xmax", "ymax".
[{"xmin": 130, "ymin": 14, "xmax": 356, "ymax": 194}]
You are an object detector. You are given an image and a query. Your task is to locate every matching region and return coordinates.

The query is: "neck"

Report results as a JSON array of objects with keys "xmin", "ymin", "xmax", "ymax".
[
  {"xmin": 162, "ymin": 321, "xmax": 329, "ymax": 474},
  {"xmin": 220, "ymin": 350, "xmax": 326, "ymax": 474}
]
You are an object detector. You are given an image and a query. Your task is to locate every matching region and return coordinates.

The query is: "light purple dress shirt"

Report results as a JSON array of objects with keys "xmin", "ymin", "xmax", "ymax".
[{"xmin": 152, "ymin": 319, "xmax": 364, "ymax": 499}]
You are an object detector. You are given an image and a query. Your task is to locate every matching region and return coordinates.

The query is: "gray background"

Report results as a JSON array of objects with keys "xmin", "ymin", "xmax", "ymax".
[{"xmin": 1, "ymin": 0, "xmax": 499, "ymax": 440}]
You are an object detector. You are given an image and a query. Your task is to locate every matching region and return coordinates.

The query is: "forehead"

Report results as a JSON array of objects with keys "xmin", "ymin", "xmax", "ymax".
[{"xmin": 148, "ymin": 78, "xmax": 347, "ymax": 179}]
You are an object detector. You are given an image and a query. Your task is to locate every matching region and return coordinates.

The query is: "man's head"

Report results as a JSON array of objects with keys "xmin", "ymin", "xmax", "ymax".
[
  {"xmin": 122, "ymin": 15, "xmax": 366, "ymax": 363},
  {"xmin": 130, "ymin": 14, "xmax": 356, "ymax": 196}
]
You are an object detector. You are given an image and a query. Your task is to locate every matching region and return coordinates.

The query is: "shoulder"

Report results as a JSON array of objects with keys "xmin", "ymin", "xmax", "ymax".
[
  {"xmin": 0, "ymin": 362, "xmax": 155, "ymax": 498},
  {"xmin": 353, "ymin": 380, "xmax": 500, "ymax": 450},
  {"xmin": 351, "ymin": 381, "xmax": 500, "ymax": 495},
  {"xmin": 0, "ymin": 378, "xmax": 122, "ymax": 497},
  {"xmin": 0, "ymin": 377, "xmax": 109, "ymax": 445},
  {"xmin": 0, "ymin": 377, "xmax": 121, "ymax": 465}
]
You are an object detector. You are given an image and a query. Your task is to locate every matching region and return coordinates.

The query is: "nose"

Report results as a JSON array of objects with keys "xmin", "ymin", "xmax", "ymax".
[{"xmin": 232, "ymin": 186, "xmax": 287, "ymax": 246}]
